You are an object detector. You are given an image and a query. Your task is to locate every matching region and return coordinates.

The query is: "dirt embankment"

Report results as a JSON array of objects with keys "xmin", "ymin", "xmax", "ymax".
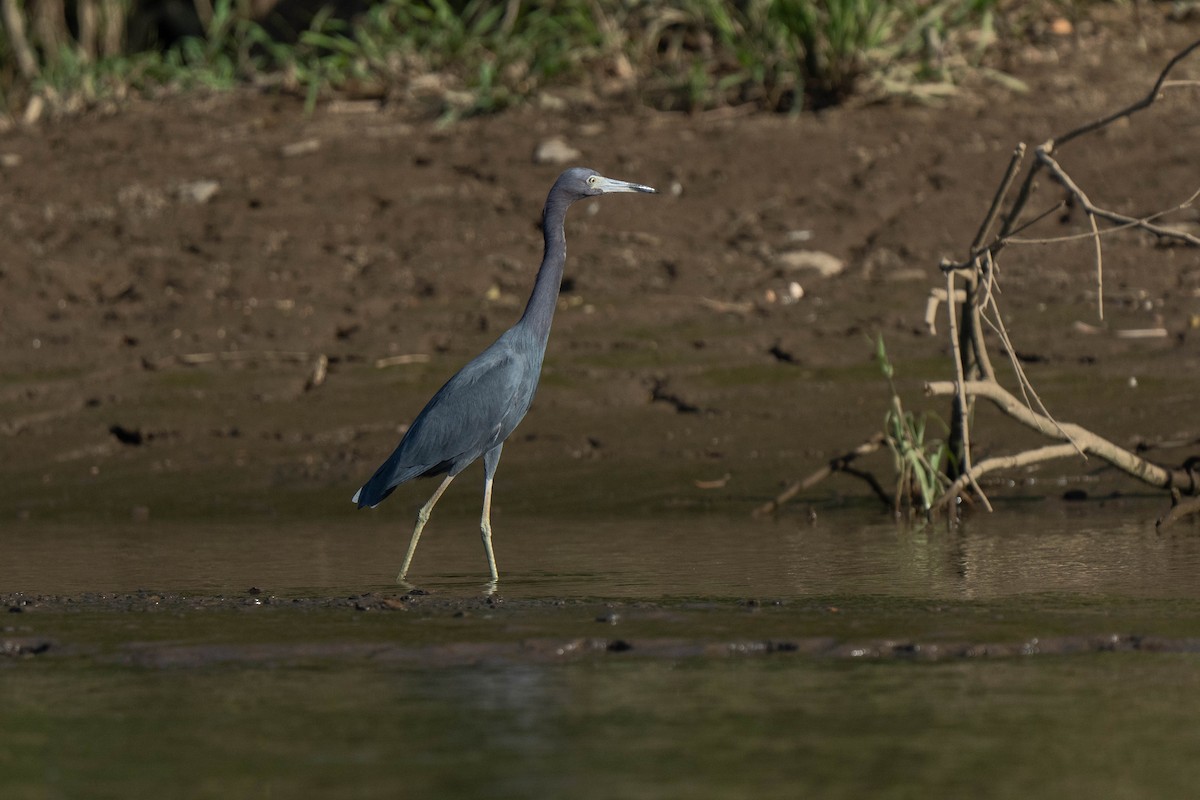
[{"xmin": 0, "ymin": 15, "xmax": 1197, "ymax": 522}]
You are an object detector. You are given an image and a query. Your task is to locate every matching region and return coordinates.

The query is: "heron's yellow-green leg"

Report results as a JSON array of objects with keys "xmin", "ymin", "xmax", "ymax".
[
  {"xmin": 480, "ymin": 443, "xmax": 504, "ymax": 583},
  {"xmin": 480, "ymin": 475, "xmax": 500, "ymax": 583},
  {"xmin": 397, "ymin": 473, "xmax": 455, "ymax": 583}
]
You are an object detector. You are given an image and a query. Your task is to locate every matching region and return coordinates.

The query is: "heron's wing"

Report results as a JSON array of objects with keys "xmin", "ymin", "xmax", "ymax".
[
  {"xmin": 406, "ymin": 342, "xmax": 533, "ymax": 467},
  {"xmin": 357, "ymin": 338, "xmax": 535, "ymax": 504}
]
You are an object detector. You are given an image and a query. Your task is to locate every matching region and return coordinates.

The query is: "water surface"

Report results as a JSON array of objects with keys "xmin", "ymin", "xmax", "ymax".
[
  {"xmin": 6, "ymin": 502, "xmax": 1200, "ymax": 800},
  {"xmin": 5, "ymin": 499, "xmax": 1199, "ymax": 599}
]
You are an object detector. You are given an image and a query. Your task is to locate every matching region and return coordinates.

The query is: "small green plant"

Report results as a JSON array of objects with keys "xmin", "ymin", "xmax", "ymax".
[
  {"xmin": 770, "ymin": 0, "xmax": 898, "ymax": 104},
  {"xmin": 637, "ymin": 0, "xmax": 1002, "ymax": 111},
  {"xmin": 875, "ymin": 335, "xmax": 953, "ymax": 515}
]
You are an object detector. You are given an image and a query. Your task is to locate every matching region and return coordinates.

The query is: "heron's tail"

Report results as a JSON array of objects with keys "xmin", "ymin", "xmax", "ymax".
[
  {"xmin": 352, "ymin": 485, "xmax": 382, "ymax": 509},
  {"xmin": 352, "ymin": 473, "xmax": 400, "ymax": 509},
  {"xmin": 353, "ymin": 455, "xmax": 428, "ymax": 509}
]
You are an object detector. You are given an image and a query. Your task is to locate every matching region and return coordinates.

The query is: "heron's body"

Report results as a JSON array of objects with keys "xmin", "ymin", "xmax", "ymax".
[
  {"xmin": 353, "ymin": 324, "xmax": 542, "ymax": 506},
  {"xmin": 353, "ymin": 168, "xmax": 656, "ymax": 585}
]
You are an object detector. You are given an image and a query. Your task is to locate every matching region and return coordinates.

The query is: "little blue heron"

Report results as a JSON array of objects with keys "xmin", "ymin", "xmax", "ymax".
[{"xmin": 353, "ymin": 167, "xmax": 657, "ymax": 584}]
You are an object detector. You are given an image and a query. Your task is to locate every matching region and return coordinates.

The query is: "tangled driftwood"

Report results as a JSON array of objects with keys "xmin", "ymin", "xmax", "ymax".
[
  {"xmin": 931, "ymin": 38, "xmax": 1200, "ymax": 528},
  {"xmin": 760, "ymin": 39, "xmax": 1200, "ymax": 528}
]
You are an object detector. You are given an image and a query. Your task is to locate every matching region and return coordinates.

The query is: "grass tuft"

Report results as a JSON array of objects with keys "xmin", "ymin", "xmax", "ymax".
[
  {"xmin": 875, "ymin": 335, "xmax": 953, "ymax": 515},
  {"xmin": 1, "ymin": 0, "xmax": 1017, "ymax": 119}
]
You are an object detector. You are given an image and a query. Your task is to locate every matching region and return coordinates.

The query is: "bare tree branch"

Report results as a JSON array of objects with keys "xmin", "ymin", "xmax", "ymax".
[
  {"xmin": 1037, "ymin": 149, "xmax": 1200, "ymax": 248},
  {"xmin": 970, "ymin": 143, "xmax": 1027, "ymax": 252},
  {"xmin": 927, "ymin": 379, "xmax": 1199, "ymax": 497},
  {"xmin": 1007, "ymin": 185, "xmax": 1200, "ymax": 245},
  {"xmin": 937, "ymin": 443, "xmax": 1080, "ymax": 511},
  {"xmin": 1050, "ymin": 38, "xmax": 1200, "ymax": 152},
  {"xmin": 1158, "ymin": 490, "xmax": 1200, "ymax": 530},
  {"xmin": 944, "ymin": 269, "xmax": 992, "ymax": 509},
  {"xmin": 932, "ymin": 37, "xmax": 1200, "ymax": 521},
  {"xmin": 763, "ymin": 40, "xmax": 1200, "ymax": 519}
]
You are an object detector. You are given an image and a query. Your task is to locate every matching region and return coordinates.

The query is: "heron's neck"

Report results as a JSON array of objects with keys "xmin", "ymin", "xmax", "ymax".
[{"xmin": 518, "ymin": 195, "xmax": 570, "ymax": 344}]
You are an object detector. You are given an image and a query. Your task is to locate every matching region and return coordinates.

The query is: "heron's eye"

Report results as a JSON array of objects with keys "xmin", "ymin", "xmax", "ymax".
[{"xmin": 587, "ymin": 176, "xmax": 599, "ymax": 187}]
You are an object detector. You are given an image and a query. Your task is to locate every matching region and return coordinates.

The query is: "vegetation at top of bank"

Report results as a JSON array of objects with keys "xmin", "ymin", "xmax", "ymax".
[{"xmin": 0, "ymin": 0, "xmax": 1095, "ymax": 121}]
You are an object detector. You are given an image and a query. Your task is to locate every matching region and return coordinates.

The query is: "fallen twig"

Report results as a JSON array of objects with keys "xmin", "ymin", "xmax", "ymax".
[
  {"xmin": 752, "ymin": 433, "xmax": 888, "ymax": 517},
  {"xmin": 374, "ymin": 354, "xmax": 431, "ymax": 368},
  {"xmin": 698, "ymin": 296, "xmax": 754, "ymax": 315},
  {"xmin": 150, "ymin": 350, "xmax": 314, "ymax": 369}
]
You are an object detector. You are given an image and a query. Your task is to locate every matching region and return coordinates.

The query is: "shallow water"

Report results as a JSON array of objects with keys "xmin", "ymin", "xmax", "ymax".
[
  {"xmin": 8, "ymin": 656, "xmax": 1200, "ymax": 800},
  {"xmin": 5, "ymin": 499, "xmax": 1200, "ymax": 599},
  {"xmin": 7, "ymin": 503, "xmax": 1200, "ymax": 799}
]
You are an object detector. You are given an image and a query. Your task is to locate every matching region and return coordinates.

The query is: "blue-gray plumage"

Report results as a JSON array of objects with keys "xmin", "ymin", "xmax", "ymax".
[{"xmin": 353, "ymin": 167, "xmax": 657, "ymax": 584}]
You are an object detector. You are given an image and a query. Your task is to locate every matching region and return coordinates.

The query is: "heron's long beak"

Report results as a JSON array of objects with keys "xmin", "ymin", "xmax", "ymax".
[{"xmin": 596, "ymin": 175, "xmax": 657, "ymax": 194}]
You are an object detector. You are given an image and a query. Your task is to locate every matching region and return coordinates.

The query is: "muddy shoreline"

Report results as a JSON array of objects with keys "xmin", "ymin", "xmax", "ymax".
[
  {"xmin": 2, "ymin": 18, "xmax": 1199, "ymax": 534},
  {"xmin": 8, "ymin": 588, "xmax": 1200, "ymax": 668}
]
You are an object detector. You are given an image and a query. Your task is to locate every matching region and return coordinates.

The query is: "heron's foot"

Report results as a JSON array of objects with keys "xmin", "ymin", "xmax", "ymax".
[
  {"xmin": 480, "ymin": 524, "xmax": 499, "ymax": 585},
  {"xmin": 483, "ymin": 579, "xmax": 499, "ymax": 598}
]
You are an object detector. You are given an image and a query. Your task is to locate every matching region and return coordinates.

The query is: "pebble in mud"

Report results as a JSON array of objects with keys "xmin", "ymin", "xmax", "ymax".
[
  {"xmin": 1, "ymin": 637, "xmax": 53, "ymax": 656},
  {"xmin": 532, "ymin": 137, "xmax": 581, "ymax": 165}
]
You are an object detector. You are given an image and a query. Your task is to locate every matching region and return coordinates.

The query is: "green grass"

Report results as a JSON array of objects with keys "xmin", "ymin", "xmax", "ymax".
[
  {"xmin": 876, "ymin": 335, "xmax": 953, "ymax": 513},
  {"xmin": 1, "ymin": 0, "xmax": 1017, "ymax": 120}
]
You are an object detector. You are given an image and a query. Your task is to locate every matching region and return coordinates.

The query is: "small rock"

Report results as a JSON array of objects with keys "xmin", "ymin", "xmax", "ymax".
[
  {"xmin": 776, "ymin": 249, "xmax": 845, "ymax": 277},
  {"xmin": 176, "ymin": 179, "xmax": 220, "ymax": 204},
  {"xmin": 23, "ymin": 95, "xmax": 44, "ymax": 125},
  {"xmin": 1, "ymin": 637, "xmax": 52, "ymax": 656},
  {"xmin": 109, "ymin": 424, "xmax": 144, "ymax": 446},
  {"xmin": 281, "ymin": 139, "xmax": 321, "ymax": 158},
  {"xmin": 533, "ymin": 137, "xmax": 581, "ymax": 165},
  {"xmin": 0, "ymin": 153, "xmax": 21, "ymax": 168},
  {"xmin": 327, "ymin": 99, "xmax": 382, "ymax": 114}
]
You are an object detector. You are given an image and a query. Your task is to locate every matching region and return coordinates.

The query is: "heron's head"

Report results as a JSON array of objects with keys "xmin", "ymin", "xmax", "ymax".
[{"xmin": 557, "ymin": 167, "xmax": 657, "ymax": 199}]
